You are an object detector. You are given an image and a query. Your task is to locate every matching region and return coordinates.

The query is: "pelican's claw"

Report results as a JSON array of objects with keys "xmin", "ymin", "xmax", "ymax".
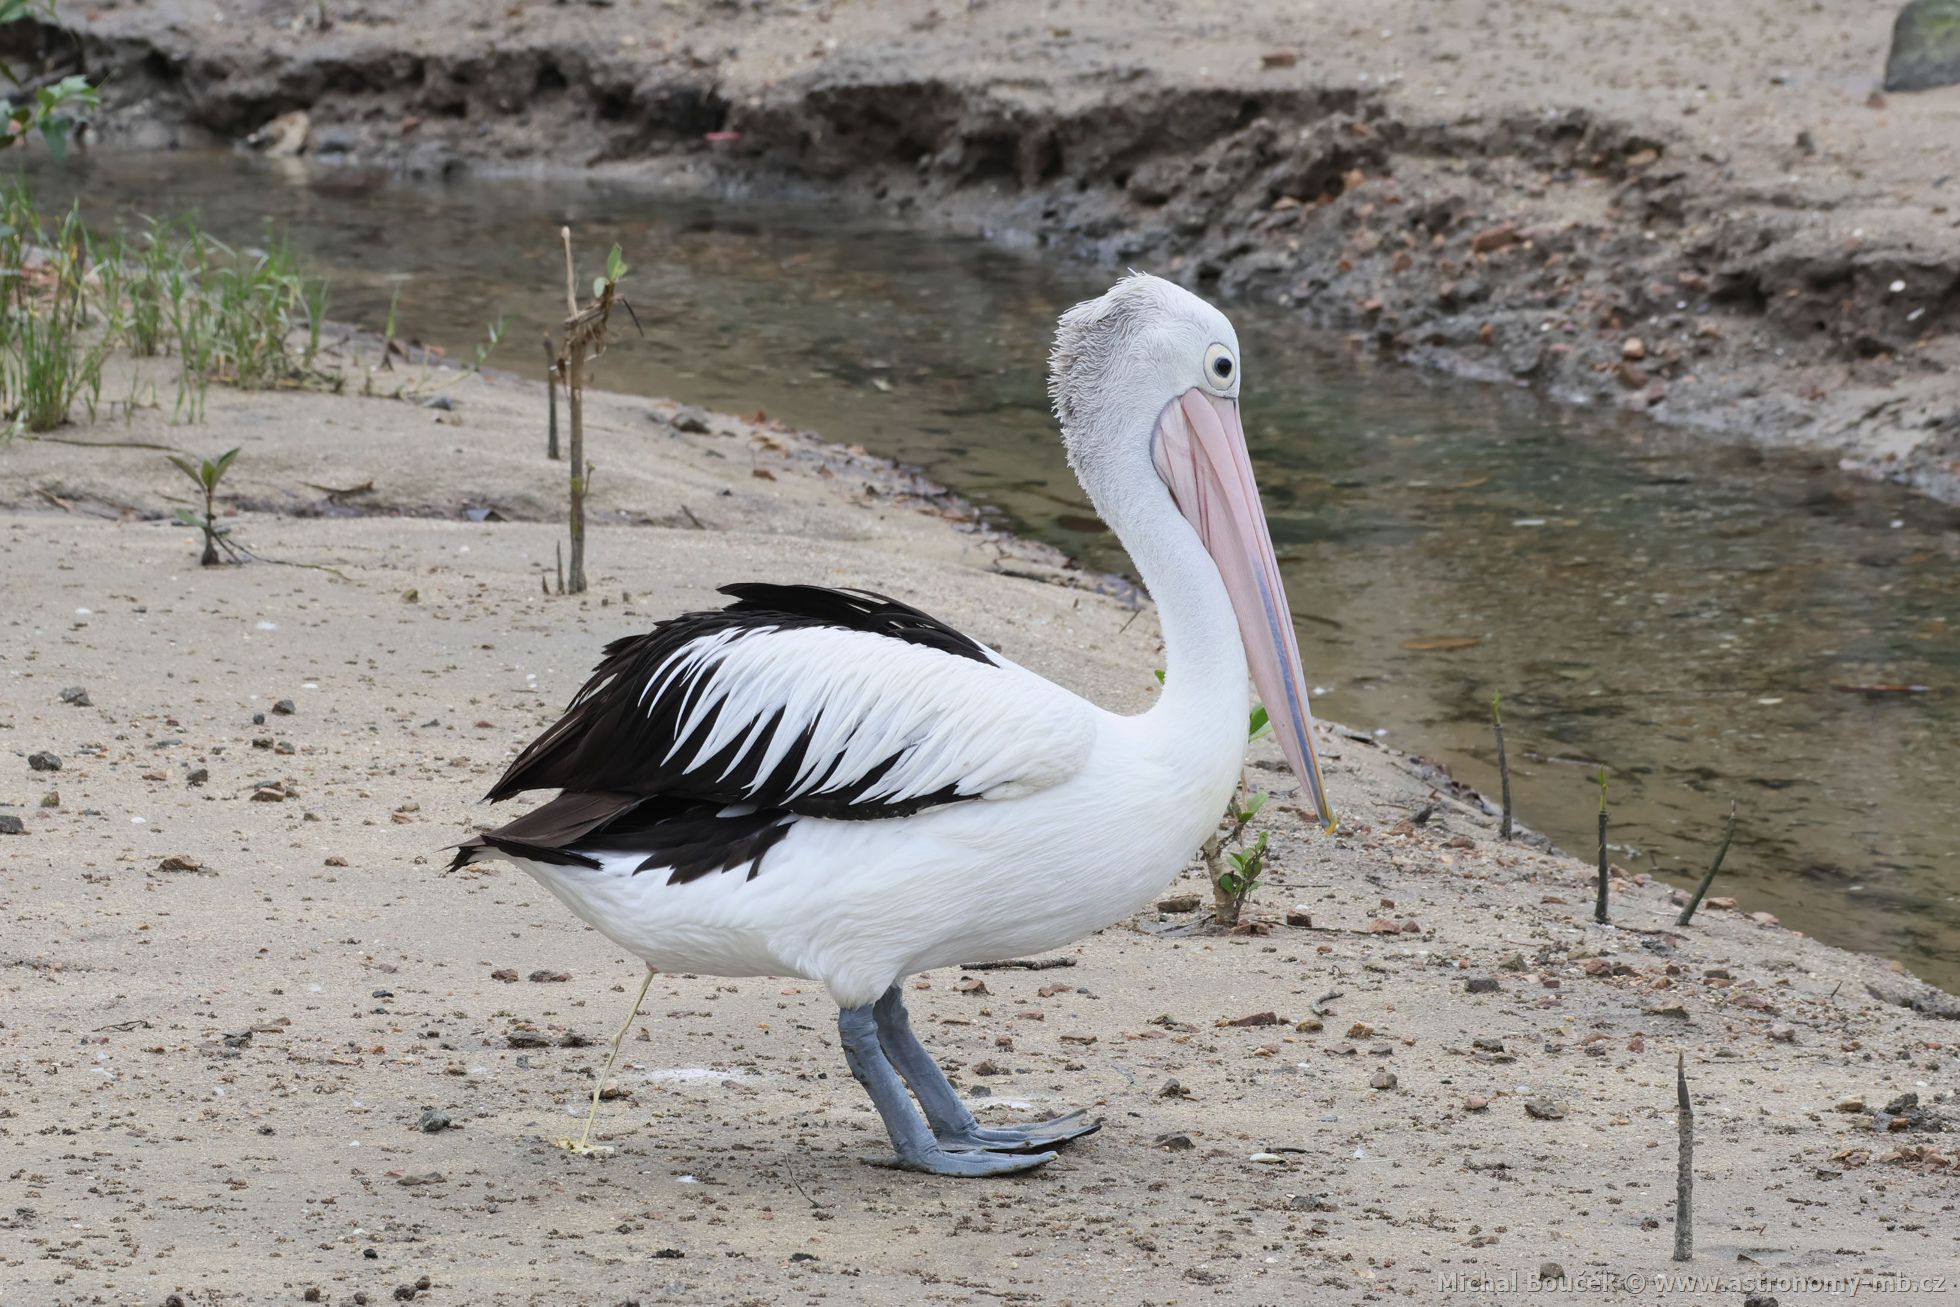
[{"xmin": 937, "ymin": 1108, "xmax": 1102, "ymax": 1153}]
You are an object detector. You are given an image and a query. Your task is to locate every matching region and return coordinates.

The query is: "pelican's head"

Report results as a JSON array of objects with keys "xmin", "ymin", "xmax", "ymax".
[{"xmin": 1049, "ymin": 272, "xmax": 1334, "ymax": 832}]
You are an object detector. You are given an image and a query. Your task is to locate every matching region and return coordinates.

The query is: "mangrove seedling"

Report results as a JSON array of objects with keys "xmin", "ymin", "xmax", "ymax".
[{"xmin": 168, "ymin": 446, "xmax": 240, "ymax": 566}]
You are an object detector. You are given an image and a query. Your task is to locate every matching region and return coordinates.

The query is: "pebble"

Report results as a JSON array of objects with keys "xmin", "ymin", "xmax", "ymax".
[
  {"xmin": 1248, "ymin": 1152, "xmax": 1285, "ymax": 1164},
  {"xmin": 491, "ymin": 969, "xmax": 520, "ymax": 982},
  {"xmin": 529, "ymin": 969, "xmax": 572, "ymax": 983},
  {"xmin": 1524, "ymin": 1098, "xmax": 1567, "ymax": 1120},
  {"xmin": 39, "ymin": 791, "xmax": 58, "ymax": 808},
  {"xmin": 1159, "ymin": 1078, "xmax": 1193, "ymax": 1099},
  {"xmin": 397, "ymin": 1171, "xmax": 445, "ymax": 1186},
  {"xmin": 418, "ymin": 1107, "xmax": 453, "ymax": 1134},
  {"xmin": 1621, "ymin": 337, "xmax": 1647, "ymax": 361},
  {"xmin": 1465, "ymin": 976, "xmax": 1500, "ymax": 994},
  {"xmin": 506, "ymin": 1030, "xmax": 552, "ymax": 1049},
  {"xmin": 185, "ymin": 767, "xmax": 209, "ymax": 787},
  {"xmin": 0, "ymin": 815, "xmax": 23, "ymax": 835},
  {"xmin": 272, "ymin": 698, "xmax": 296, "ymax": 715},
  {"xmin": 671, "ymin": 404, "xmax": 713, "ymax": 433},
  {"xmin": 27, "ymin": 751, "xmax": 61, "ymax": 772},
  {"xmin": 1539, "ymin": 1261, "xmax": 1566, "ymax": 1281},
  {"xmin": 1157, "ymin": 893, "xmax": 1201, "ymax": 913},
  {"xmin": 1465, "ymin": 1095, "xmax": 1490, "ymax": 1112},
  {"xmin": 1155, "ymin": 1132, "xmax": 1194, "ymax": 1151},
  {"xmin": 1369, "ymin": 1069, "xmax": 1398, "ymax": 1090},
  {"xmin": 59, "ymin": 686, "xmax": 91, "ymax": 706}
]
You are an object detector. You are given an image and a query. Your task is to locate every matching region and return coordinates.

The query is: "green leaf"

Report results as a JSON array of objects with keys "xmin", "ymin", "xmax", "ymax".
[
  {"xmin": 166, "ymin": 454, "xmax": 201, "ymax": 484},
  {"xmin": 1241, "ymin": 790, "xmax": 1269, "ymax": 820},
  {"xmin": 172, "ymin": 507, "xmax": 202, "ymax": 528},
  {"xmin": 1153, "ymin": 668, "xmax": 1166, "ymax": 684},
  {"xmin": 591, "ymin": 275, "xmax": 606, "ymax": 300},
  {"xmin": 605, "ymin": 243, "xmax": 628, "ymax": 284},
  {"xmin": 1248, "ymin": 703, "xmax": 1271, "ymax": 741},
  {"xmin": 213, "ymin": 447, "xmax": 240, "ymax": 480}
]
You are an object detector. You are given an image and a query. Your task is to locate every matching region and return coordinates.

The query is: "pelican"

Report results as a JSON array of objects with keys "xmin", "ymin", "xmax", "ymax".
[{"xmin": 454, "ymin": 273, "xmax": 1335, "ymax": 1177}]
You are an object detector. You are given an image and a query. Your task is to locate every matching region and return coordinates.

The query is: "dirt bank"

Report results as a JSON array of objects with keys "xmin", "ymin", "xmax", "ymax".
[
  {"xmin": 18, "ymin": 0, "xmax": 1960, "ymax": 502},
  {"xmin": 2, "ymin": 357, "xmax": 1957, "ymax": 1303}
]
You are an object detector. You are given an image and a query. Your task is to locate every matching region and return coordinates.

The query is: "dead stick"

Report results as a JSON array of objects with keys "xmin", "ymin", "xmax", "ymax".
[
  {"xmin": 962, "ymin": 958, "xmax": 1077, "ymax": 972},
  {"xmin": 544, "ymin": 332, "xmax": 560, "ymax": 461},
  {"xmin": 560, "ymin": 226, "xmax": 587, "ymax": 595},
  {"xmin": 1676, "ymin": 800, "xmax": 1738, "ymax": 926},
  {"xmin": 1594, "ymin": 768, "xmax": 1610, "ymax": 925},
  {"xmin": 1492, "ymin": 691, "xmax": 1513, "ymax": 841},
  {"xmin": 1673, "ymin": 1053, "xmax": 1693, "ymax": 1262}
]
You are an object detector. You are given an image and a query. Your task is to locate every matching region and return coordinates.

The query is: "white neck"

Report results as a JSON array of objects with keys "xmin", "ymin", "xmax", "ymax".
[{"xmin": 1114, "ymin": 494, "xmax": 1249, "ymax": 757}]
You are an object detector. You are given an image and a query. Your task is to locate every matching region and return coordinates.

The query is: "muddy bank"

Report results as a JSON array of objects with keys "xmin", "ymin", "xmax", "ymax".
[
  {"xmin": 23, "ymin": 0, "xmax": 1960, "ymax": 501},
  {"xmin": 3, "ymin": 354, "xmax": 1958, "ymax": 1302}
]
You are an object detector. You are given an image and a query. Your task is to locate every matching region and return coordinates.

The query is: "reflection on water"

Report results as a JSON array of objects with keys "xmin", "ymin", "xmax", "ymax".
[{"xmin": 24, "ymin": 151, "xmax": 1959, "ymax": 988}]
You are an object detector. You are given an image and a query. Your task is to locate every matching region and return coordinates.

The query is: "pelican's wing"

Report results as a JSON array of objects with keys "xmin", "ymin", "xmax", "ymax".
[{"xmin": 483, "ymin": 584, "xmax": 1095, "ymax": 822}]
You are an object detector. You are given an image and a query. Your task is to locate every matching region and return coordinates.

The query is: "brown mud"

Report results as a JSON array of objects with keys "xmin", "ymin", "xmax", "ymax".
[{"xmin": 15, "ymin": 0, "xmax": 1960, "ymax": 500}]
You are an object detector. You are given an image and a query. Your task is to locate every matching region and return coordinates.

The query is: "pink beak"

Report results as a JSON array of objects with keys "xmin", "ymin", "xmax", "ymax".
[{"xmin": 1153, "ymin": 388, "xmax": 1336, "ymax": 832}]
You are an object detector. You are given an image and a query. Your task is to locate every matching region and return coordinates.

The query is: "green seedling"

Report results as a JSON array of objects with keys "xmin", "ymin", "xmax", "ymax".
[{"xmin": 167, "ymin": 446, "xmax": 240, "ymax": 565}]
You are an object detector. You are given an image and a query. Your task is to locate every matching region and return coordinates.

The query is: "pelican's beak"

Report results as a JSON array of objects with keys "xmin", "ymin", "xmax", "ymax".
[{"xmin": 1153, "ymin": 388, "xmax": 1336, "ymax": 833}]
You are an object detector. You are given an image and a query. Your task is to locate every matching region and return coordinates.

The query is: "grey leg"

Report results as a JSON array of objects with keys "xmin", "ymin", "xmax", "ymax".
[
  {"xmin": 873, "ymin": 986, "xmax": 1101, "ymax": 1152},
  {"xmin": 837, "ymin": 1004, "xmax": 1056, "ymax": 1177}
]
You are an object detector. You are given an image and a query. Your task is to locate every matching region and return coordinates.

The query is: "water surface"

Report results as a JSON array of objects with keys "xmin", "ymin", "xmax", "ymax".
[{"xmin": 25, "ymin": 152, "xmax": 1959, "ymax": 988}]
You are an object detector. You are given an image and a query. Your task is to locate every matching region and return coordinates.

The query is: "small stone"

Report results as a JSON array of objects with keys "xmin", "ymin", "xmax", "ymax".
[
  {"xmin": 27, "ymin": 751, "xmax": 61, "ymax": 772},
  {"xmin": 1465, "ymin": 976, "xmax": 1500, "ymax": 994},
  {"xmin": 1346, "ymin": 1022, "xmax": 1374, "ymax": 1039},
  {"xmin": 38, "ymin": 791, "xmax": 58, "ymax": 808},
  {"xmin": 0, "ymin": 815, "xmax": 23, "ymax": 835},
  {"xmin": 1885, "ymin": 0, "xmax": 1960, "ymax": 92},
  {"xmin": 1248, "ymin": 1151, "xmax": 1286, "ymax": 1164},
  {"xmin": 955, "ymin": 977, "xmax": 990, "ymax": 995},
  {"xmin": 1499, "ymin": 953, "xmax": 1528, "ymax": 972},
  {"xmin": 1472, "ymin": 1036, "xmax": 1505, "ymax": 1052},
  {"xmin": 1524, "ymin": 1098, "xmax": 1567, "ymax": 1121},
  {"xmin": 1159, "ymin": 1078, "xmax": 1193, "ymax": 1099},
  {"xmin": 1835, "ymin": 1096, "xmax": 1866, "ymax": 1113},
  {"xmin": 252, "ymin": 712, "xmax": 266, "ymax": 726},
  {"xmin": 971, "ymin": 1058, "xmax": 1004, "ymax": 1077},
  {"xmin": 396, "ymin": 1171, "xmax": 444, "ymax": 1187},
  {"xmin": 671, "ymin": 405, "xmax": 713, "ymax": 433},
  {"xmin": 417, "ymin": 1107, "xmax": 453, "ymax": 1133},
  {"xmin": 59, "ymin": 686, "xmax": 91, "ymax": 707},
  {"xmin": 1284, "ymin": 910, "xmax": 1313, "ymax": 928},
  {"xmin": 506, "ymin": 1030, "xmax": 551, "ymax": 1049},
  {"xmin": 1155, "ymin": 1132, "xmax": 1194, "ymax": 1151},
  {"xmin": 1707, "ymin": 896, "xmax": 1737, "ymax": 910},
  {"xmin": 1294, "ymin": 1017, "xmax": 1323, "ymax": 1033},
  {"xmin": 1465, "ymin": 1095, "xmax": 1490, "ymax": 1112},
  {"xmin": 490, "ymin": 968, "xmax": 520, "ymax": 983},
  {"xmin": 1223, "ymin": 1011, "xmax": 1283, "ymax": 1028},
  {"xmin": 1769, "ymin": 1024, "xmax": 1796, "ymax": 1042},
  {"xmin": 528, "ymin": 969, "xmax": 571, "ymax": 983},
  {"xmin": 1539, "ymin": 1262, "xmax": 1566, "ymax": 1282},
  {"xmin": 1157, "ymin": 893, "xmax": 1201, "ymax": 913},
  {"xmin": 272, "ymin": 699, "xmax": 296, "ymax": 716},
  {"xmin": 157, "ymin": 854, "xmax": 204, "ymax": 873},
  {"xmin": 1470, "ymin": 222, "xmax": 1520, "ymax": 254},
  {"xmin": 186, "ymin": 767, "xmax": 209, "ymax": 787},
  {"xmin": 1369, "ymin": 1069, "xmax": 1398, "ymax": 1090},
  {"xmin": 325, "ymin": 855, "xmax": 348, "ymax": 867},
  {"xmin": 1621, "ymin": 337, "xmax": 1647, "ymax": 361}
]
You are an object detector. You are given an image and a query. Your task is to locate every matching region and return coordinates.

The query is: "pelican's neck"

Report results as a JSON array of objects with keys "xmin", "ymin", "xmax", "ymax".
[{"xmin": 1119, "ymin": 497, "xmax": 1249, "ymax": 742}]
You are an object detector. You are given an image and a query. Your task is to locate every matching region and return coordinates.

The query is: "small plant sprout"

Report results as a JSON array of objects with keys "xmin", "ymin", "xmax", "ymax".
[
  {"xmin": 167, "ymin": 447, "xmax": 241, "ymax": 566},
  {"xmin": 0, "ymin": 2, "xmax": 99, "ymax": 160},
  {"xmin": 1158, "ymin": 669, "xmax": 1276, "ymax": 926},
  {"xmin": 554, "ymin": 232, "xmax": 631, "ymax": 596}
]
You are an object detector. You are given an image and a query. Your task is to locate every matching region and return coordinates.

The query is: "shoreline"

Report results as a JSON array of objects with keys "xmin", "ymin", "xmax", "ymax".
[
  {"xmin": 3, "ymin": 356, "xmax": 1958, "ymax": 1300},
  {"xmin": 27, "ymin": 0, "xmax": 1960, "ymax": 503}
]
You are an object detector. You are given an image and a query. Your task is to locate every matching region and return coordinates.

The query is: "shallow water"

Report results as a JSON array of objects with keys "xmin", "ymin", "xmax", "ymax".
[{"xmin": 24, "ymin": 151, "xmax": 1959, "ymax": 988}]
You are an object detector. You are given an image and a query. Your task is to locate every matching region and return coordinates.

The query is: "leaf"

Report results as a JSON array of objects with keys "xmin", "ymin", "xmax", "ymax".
[
  {"xmin": 1153, "ymin": 668, "xmax": 1166, "ymax": 684},
  {"xmin": 166, "ymin": 454, "xmax": 201, "ymax": 484},
  {"xmin": 1248, "ymin": 703, "xmax": 1271, "ymax": 741},
  {"xmin": 591, "ymin": 275, "xmax": 606, "ymax": 300},
  {"xmin": 605, "ymin": 243, "xmax": 628, "ymax": 284},
  {"xmin": 172, "ymin": 508, "xmax": 202, "ymax": 527},
  {"xmin": 213, "ymin": 447, "xmax": 240, "ymax": 480},
  {"xmin": 37, "ymin": 115, "xmax": 67, "ymax": 160},
  {"xmin": 1401, "ymin": 636, "xmax": 1482, "ymax": 652},
  {"xmin": 1240, "ymin": 791, "xmax": 1270, "ymax": 820}
]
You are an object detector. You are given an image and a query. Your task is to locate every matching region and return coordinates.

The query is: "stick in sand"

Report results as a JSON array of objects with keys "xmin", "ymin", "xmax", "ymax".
[
  {"xmin": 544, "ymin": 332, "xmax": 560, "ymax": 461},
  {"xmin": 1676, "ymin": 800, "xmax": 1739, "ymax": 927},
  {"xmin": 1673, "ymin": 1053, "xmax": 1694, "ymax": 1262},
  {"xmin": 1594, "ymin": 768, "xmax": 1610, "ymax": 925},
  {"xmin": 1492, "ymin": 691, "xmax": 1513, "ymax": 841}
]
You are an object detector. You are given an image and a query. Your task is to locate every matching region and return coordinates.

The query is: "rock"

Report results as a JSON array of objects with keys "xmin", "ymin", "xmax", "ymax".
[
  {"xmin": 157, "ymin": 854, "xmax": 205, "ymax": 873},
  {"xmin": 272, "ymin": 699, "xmax": 296, "ymax": 716},
  {"xmin": 490, "ymin": 968, "xmax": 520, "ymax": 982},
  {"xmin": 1885, "ymin": 0, "xmax": 1960, "ymax": 92},
  {"xmin": 395, "ymin": 1171, "xmax": 444, "ymax": 1187},
  {"xmin": 0, "ymin": 815, "xmax": 23, "ymax": 835},
  {"xmin": 27, "ymin": 751, "xmax": 61, "ymax": 772},
  {"xmin": 1472, "ymin": 1036, "xmax": 1505, "ymax": 1052},
  {"xmin": 1465, "ymin": 976, "xmax": 1500, "ymax": 994},
  {"xmin": 59, "ymin": 686, "xmax": 90, "ymax": 706},
  {"xmin": 185, "ymin": 767, "xmax": 209, "ymax": 787},
  {"xmin": 671, "ymin": 405, "xmax": 713, "ymax": 434},
  {"xmin": 1769, "ymin": 1024, "xmax": 1796, "ymax": 1042},
  {"xmin": 1465, "ymin": 1095, "xmax": 1490, "ymax": 1111},
  {"xmin": 1524, "ymin": 1098, "xmax": 1567, "ymax": 1120},
  {"xmin": 1621, "ymin": 337, "xmax": 1647, "ymax": 361},
  {"xmin": 1294, "ymin": 1017, "xmax": 1323, "ymax": 1033},
  {"xmin": 417, "ymin": 1107, "xmax": 453, "ymax": 1134},
  {"xmin": 1159, "ymin": 1078, "xmax": 1193, "ymax": 1099},
  {"xmin": 1369, "ymin": 1069, "xmax": 1398, "ymax": 1090},
  {"xmin": 506, "ymin": 1030, "xmax": 551, "ymax": 1049},
  {"xmin": 1248, "ymin": 1151, "xmax": 1285, "ymax": 1164},
  {"xmin": 1470, "ymin": 222, "xmax": 1521, "ymax": 254},
  {"xmin": 1223, "ymin": 1011, "xmax": 1283, "ymax": 1028},
  {"xmin": 1284, "ymin": 909, "xmax": 1313, "ymax": 928},
  {"xmin": 1835, "ymin": 1096, "xmax": 1866, "ymax": 1113},
  {"xmin": 1157, "ymin": 893, "xmax": 1201, "ymax": 913},
  {"xmin": 1154, "ymin": 1132, "xmax": 1194, "ymax": 1151},
  {"xmin": 38, "ymin": 791, "xmax": 57, "ymax": 808},
  {"xmin": 971, "ymin": 1058, "xmax": 1004, "ymax": 1076},
  {"xmin": 528, "ymin": 969, "xmax": 571, "ymax": 983},
  {"xmin": 1346, "ymin": 1022, "xmax": 1374, "ymax": 1039}
]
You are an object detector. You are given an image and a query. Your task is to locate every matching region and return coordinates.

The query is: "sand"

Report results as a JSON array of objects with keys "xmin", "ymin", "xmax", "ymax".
[{"xmin": 1, "ymin": 356, "xmax": 1956, "ymax": 1305}]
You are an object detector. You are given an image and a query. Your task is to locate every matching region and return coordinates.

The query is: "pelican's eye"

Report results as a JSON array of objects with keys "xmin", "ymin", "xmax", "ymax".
[{"xmin": 1204, "ymin": 343, "xmax": 1236, "ymax": 390}]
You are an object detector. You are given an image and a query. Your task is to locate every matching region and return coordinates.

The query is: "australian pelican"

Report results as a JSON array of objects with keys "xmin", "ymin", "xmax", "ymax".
[{"xmin": 455, "ymin": 273, "xmax": 1335, "ymax": 1176}]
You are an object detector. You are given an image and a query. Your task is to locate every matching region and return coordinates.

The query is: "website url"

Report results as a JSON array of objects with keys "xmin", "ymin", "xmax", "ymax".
[{"xmin": 1438, "ymin": 1271, "xmax": 1948, "ymax": 1296}]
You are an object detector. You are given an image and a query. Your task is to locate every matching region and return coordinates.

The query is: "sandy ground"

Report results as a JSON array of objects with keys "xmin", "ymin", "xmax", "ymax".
[
  {"xmin": 30, "ymin": 0, "xmax": 1960, "ymax": 501},
  {"xmin": 2, "ymin": 361, "xmax": 1957, "ymax": 1305}
]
